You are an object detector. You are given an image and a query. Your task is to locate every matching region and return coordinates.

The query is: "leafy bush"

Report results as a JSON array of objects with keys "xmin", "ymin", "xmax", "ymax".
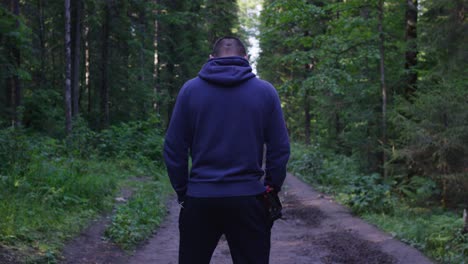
[
  {"xmin": 0, "ymin": 128, "xmax": 31, "ymax": 176},
  {"xmin": 23, "ymin": 89, "xmax": 65, "ymax": 136},
  {"xmin": 341, "ymin": 173, "xmax": 394, "ymax": 214},
  {"xmin": 290, "ymin": 144, "xmax": 393, "ymax": 214},
  {"xmin": 96, "ymin": 116, "xmax": 164, "ymax": 166},
  {"xmin": 394, "ymin": 175, "xmax": 438, "ymax": 206},
  {"xmin": 288, "ymin": 143, "xmax": 323, "ymax": 179},
  {"xmin": 65, "ymin": 116, "xmax": 98, "ymax": 159},
  {"xmin": 316, "ymin": 156, "xmax": 359, "ymax": 190}
]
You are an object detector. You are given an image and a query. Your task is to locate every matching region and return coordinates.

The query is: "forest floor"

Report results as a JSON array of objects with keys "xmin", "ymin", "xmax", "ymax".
[{"xmin": 60, "ymin": 174, "xmax": 434, "ymax": 264}]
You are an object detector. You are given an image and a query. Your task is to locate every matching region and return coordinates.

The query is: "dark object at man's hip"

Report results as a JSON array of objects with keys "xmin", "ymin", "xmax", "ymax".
[{"xmin": 257, "ymin": 190, "xmax": 283, "ymax": 222}]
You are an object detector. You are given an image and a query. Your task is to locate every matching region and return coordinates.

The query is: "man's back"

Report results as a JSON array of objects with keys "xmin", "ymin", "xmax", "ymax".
[{"xmin": 164, "ymin": 56, "xmax": 290, "ymax": 199}]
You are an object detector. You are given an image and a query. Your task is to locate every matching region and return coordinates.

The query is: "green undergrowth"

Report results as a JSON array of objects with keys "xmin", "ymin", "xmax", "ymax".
[
  {"xmin": 0, "ymin": 158, "xmax": 140, "ymax": 263},
  {"xmin": 363, "ymin": 207, "xmax": 467, "ymax": 264},
  {"xmin": 105, "ymin": 174, "xmax": 170, "ymax": 250},
  {"xmin": 0, "ymin": 118, "xmax": 167, "ymax": 263},
  {"xmin": 289, "ymin": 142, "xmax": 468, "ymax": 263}
]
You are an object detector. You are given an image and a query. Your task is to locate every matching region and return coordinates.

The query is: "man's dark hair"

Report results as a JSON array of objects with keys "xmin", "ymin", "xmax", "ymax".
[{"xmin": 211, "ymin": 36, "xmax": 247, "ymax": 57}]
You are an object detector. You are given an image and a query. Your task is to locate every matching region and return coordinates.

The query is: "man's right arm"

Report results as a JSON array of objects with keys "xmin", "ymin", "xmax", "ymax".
[{"xmin": 264, "ymin": 88, "xmax": 290, "ymax": 192}]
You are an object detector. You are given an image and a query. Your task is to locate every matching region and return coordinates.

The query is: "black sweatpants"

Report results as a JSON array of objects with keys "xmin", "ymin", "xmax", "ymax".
[{"xmin": 178, "ymin": 195, "xmax": 272, "ymax": 264}]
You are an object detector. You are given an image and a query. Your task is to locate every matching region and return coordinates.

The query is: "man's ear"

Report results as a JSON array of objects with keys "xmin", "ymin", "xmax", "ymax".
[{"xmin": 244, "ymin": 54, "xmax": 250, "ymax": 60}]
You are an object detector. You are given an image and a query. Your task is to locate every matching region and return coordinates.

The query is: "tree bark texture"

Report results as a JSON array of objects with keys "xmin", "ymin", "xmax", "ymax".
[
  {"xmin": 84, "ymin": 9, "xmax": 91, "ymax": 115},
  {"xmin": 65, "ymin": 0, "xmax": 72, "ymax": 134},
  {"xmin": 71, "ymin": 0, "xmax": 82, "ymax": 117},
  {"xmin": 37, "ymin": 0, "xmax": 46, "ymax": 88},
  {"xmin": 378, "ymin": 0, "xmax": 387, "ymax": 178},
  {"xmin": 100, "ymin": 0, "xmax": 110, "ymax": 129},
  {"xmin": 153, "ymin": 1, "xmax": 160, "ymax": 114},
  {"xmin": 405, "ymin": 0, "xmax": 418, "ymax": 99},
  {"xmin": 6, "ymin": 0, "xmax": 22, "ymax": 127}
]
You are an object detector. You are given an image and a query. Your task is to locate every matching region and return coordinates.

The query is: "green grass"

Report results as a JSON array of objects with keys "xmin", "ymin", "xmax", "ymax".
[
  {"xmin": 105, "ymin": 174, "xmax": 171, "ymax": 250},
  {"xmin": 0, "ymin": 160, "xmax": 117, "ymax": 262},
  {"xmin": 0, "ymin": 157, "xmax": 164, "ymax": 263},
  {"xmin": 363, "ymin": 207, "xmax": 468, "ymax": 263},
  {"xmin": 0, "ymin": 198, "xmax": 95, "ymax": 263},
  {"xmin": 0, "ymin": 119, "xmax": 167, "ymax": 262}
]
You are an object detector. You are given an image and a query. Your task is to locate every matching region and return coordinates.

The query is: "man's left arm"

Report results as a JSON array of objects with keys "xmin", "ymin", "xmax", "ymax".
[{"xmin": 163, "ymin": 88, "xmax": 190, "ymax": 202}]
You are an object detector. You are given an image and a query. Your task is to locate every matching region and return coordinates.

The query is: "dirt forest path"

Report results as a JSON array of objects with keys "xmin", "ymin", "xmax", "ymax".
[{"xmin": 124, "ymin": 174, "xmax": 433, "ymax": 264}]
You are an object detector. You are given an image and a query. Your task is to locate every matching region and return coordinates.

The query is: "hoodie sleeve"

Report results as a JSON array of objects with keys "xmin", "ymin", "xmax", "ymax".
[
  {"xmin": 163, "ymin": 86, "xmax": 191, "ymax": 201},
  {"xmin": 264, "ymin": 87, "xmax": 290, "ymax": 192}
]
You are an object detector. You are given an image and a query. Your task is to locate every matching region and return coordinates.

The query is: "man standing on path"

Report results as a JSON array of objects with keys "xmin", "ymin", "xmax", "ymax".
[{"xmin": 163, "ymin": 36, "xmax": 290, "ymax": 264}]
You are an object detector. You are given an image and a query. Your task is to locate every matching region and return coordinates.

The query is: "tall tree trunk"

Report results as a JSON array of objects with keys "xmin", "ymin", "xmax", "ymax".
[
  {"xmin": 84, "ymin": 9, "xmax": 91, "ymax": 115},
  {"xmin": 71, "ymin": 0, "xmax": 82, "ymax": 117},
  {"xmin": 13, "ymin": 0, "xmax": 23, "ymax": 126},
  {"xmin": 9, "ymin": 0, "xmax": 21, "ymax": 127},
  {"xmin": 37, "ymin": 0, "xmax": 46, "ymax": 88},
  {"xmin": 138, "ymin": 9, "xmax": 146, "ymax": 84},
  {"xmin": 65, "ymin": 0, "xmax": 72, "ymax": 134},
  {"xmin": 2, "ymin": 0, "xmax": 7, "ymax": 113},
  {"xmin": 4, "ymin": 0, "xmax": 13, "ymax": 120},
  {"xmin": 378, "ymin": 0, "xmax": 387, "ymax": 178},
  {"xmin": 138, "ymin": 6, "xmax": 147, "ymax": 117},
  {"xmin": 52, "ymin": 37, "xmax": 57, "ymax": 89},
  {"xmin": 404, "ymin": 0, "xmax": 418, "ymax": 99},
  {"xmin": 303, "ymin": 30, "xmax": 313, "ymax": 146},
  {"xmin": 100, "ymin": 0, "xmax": 110, "ymax": 129},
  {"xmin": 166, "ymin": 60, "xmax": 175, "ymax": 128},
  {"xmin": 360, "ymin": 6, "xmax": 370, "ymax": 82},
  {"xmin": 153, "ymin": 1, "xmax": 160, "ymax": 114}
]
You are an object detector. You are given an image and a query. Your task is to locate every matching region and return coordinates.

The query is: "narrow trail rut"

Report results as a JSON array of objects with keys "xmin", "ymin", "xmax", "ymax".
[{"xmin": 62, "ymin": 174, "xmax": 433, "ymax": 264}]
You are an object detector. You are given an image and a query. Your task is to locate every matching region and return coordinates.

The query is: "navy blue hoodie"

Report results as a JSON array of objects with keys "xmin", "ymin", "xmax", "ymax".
[{"xmin": 163, "ymin": 56, "xmax": 290, "ymax": 200}]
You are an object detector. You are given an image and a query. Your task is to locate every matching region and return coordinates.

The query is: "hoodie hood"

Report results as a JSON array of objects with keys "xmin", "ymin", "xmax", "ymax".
[{"xmin": 198, "ymin": 56, "xmax": 256, "ymax": 86}]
